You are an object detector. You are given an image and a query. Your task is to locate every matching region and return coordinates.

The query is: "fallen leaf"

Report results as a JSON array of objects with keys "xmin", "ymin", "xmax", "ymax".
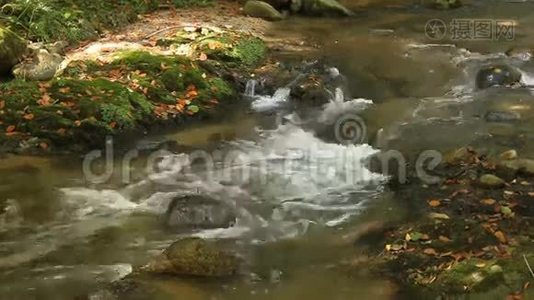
[
  {"xmin": 74, "ymin": 120, "xmax": 81, "ymax": 127},
  {"xmin": 199, "ymin": 52, "xmax": 208, "ymax": 61},
  {"xmin": 6, "ymin": 125, "xmax": 15, "ymax": 133},
  {"xmin": 494, "ymin": 231, "xmax": 507, "ymax": 244},
  {"xmin": 423, "ymin": 248, "xmax": 438, "ymax": 256},
  {"xmin": 428, "ymin": 199, "xmax": 441, "ymax": 207},
  {"xmin": 109, "ymin": 122, "xmax": 117, "ymax": 129},
  {"xmin": 23, "ymin": 113, "xmax": 34, "ymax": 120},
  {"xmin": 39, "ymin": 142, "xmax": 48, "ymax": 150},
  {"xmin": 0, "ymin": 100, "xmax": 5, "ymax": 109},
  {"xmin": 58, "ymin": 87, "xmax": 71, "ymax": 94},
  {"xmin": 439, "ymin": 235, "xmax": 452, "ymax": 243},
  {"xmin": 57, "ymin": 128, "xmax": 66, "ymax": 135},
  {"xmin": 481, "ymin": 198, "xmax": 497, "ymax": 206},
  {"xmin": 429, "ymin": 212, "xmax": 450, "ymax": 220}
]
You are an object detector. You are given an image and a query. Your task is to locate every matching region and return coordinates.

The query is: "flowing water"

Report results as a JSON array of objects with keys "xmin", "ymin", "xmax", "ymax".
[{"xmin": 3, "ymin": 0, "xmax": 534, "ymax": 299}]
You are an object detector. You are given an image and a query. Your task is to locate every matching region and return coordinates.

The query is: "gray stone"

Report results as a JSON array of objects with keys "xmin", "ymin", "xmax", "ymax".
[
  {"xmin": 484, "ymin": 111, "xmax": 521, "ymax": 122},
  {"xmin": 301, "ymin": 0, "xmax": 354, "ymax": 17},
  {"xmin": 142, "ymin": 238, "xmax": 238, "ymax": 277},
  {"xmin": 425, "ymin": 0, "xmax": 462, "ymax": 9},
  {"xmin": 290, "ymin": 0, "xmax": 303, "ymax": 12},
  {"xmin": 0, "ymin": 26, "xmax": 26, "ymax": 74},
  {"xmin": 499, "ymin": 149, "xmax": 518, "ymax": 161},
  {"xmin": 476, "ymin": 65, "xmax": 522, "ymax": 89},
  {"xmin": 244, "ymin": 1, "xmax": 284, "ymax": 21},
  {"xmin": 165, "ymin": 195, "xmax": 237, "ymax": 229},
  {"xmin": 12, "ymin": 49, "xmax": 63, "ymax": 81},
  {"xmin": 479, "ymin": 174, "xmax": 506, "ymax": 189}
]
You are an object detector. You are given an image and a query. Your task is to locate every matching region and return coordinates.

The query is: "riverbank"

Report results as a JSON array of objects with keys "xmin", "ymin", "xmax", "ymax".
[{"xmin": 0, "ymin": 1, "xmax": 316, "ymax": 154}]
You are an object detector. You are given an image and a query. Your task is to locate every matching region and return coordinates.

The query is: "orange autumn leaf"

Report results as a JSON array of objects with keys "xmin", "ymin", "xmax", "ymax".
[
  {"xmin": 186, "ymin": 90, "xmax": 198, "ymax": 99},
  {"xmin": 428, "ymin": 199, "xmax": 441, "ymax": 207},
  {"xmin": 109, "ymin": 122, "xmax": 117, "ymax": 129},
  {"xmin": 423, "ymin": 248, "xmax": 438, "ymax": 256},
  {"xmin": 23, "ymin": 113, "xmax": 34, "ymax": 120},
  {"xmin": 494, "ymin": 231, "xmax": 507, "ymax": 244},
  {"xmin": 58, "ymin": 87, "xmax": 71, "ymax": 94},
  {"xmin": 37, "ymin": 94, "xmax": 51, "ymax": 106},
  {"xmin": 6, "ymin": 125, "xmax": 16, "ymax": 133}
]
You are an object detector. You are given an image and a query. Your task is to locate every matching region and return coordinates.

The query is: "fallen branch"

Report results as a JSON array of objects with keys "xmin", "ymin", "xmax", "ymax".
[
  {"xmin": 144, "ymin": 25, "xmax": 183, "ymax": 40},
  {"xmin": 523, "ymin": 254, "xmax": 534, "ymax": 278}
]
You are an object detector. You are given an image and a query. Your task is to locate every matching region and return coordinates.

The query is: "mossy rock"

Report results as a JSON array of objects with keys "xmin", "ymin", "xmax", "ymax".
[
  {"xmin": 301, "ymin": 0, "xmax": 354, "ymax": 17},
  {"xmin": 142, "ymin": 238, "xmax": 238, "ymax": 277},
  {"xmin": 0, "ymin": 26, "xmax": 27, "ymax": 74},
  {"xmin": 425, "ymin": 0, "xmax": 462, "ymax": 9},
  {"xmin": 243, "ymin": 0, "xmax": 285, "ymax": 21}
]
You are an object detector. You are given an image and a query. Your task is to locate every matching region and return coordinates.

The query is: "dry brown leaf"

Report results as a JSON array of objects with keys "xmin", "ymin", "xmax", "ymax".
[
  {"xmin": 23, "ymin": 113, "xmax": 34, "ymax": 120},
  {"xmin": 439, "ymin": 235, "xmax": 452, "ymax": 243},
  {"xmin": 0, "ymin": 100, "xmax": 5, "ymax": 110},
  {"xmin": 423, "ymin": 248, "xmax": 438, "ymax": 256},
  {"xmin": 428, "ymin": 199, "xmax": 441, "ymax": 207},
  {"xmin": 481, "ymin": 198, "xmax": 497, "ymax": 206},
  {"xmin": 6, "ymin": 125, "xmax": 15, "ymax": 133},
  {"xmin": 494, "ymin": 230, "xmax": 507, "ymax": 244},
  {"xmin": 39, "ymin": 142, "xmax": 48, "ymax": 150}
]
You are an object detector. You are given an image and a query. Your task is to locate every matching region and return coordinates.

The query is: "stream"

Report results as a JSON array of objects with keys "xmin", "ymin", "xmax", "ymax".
[{"xmin": 2, "ymin": 0, "xmax": 534, "ymax": 299}]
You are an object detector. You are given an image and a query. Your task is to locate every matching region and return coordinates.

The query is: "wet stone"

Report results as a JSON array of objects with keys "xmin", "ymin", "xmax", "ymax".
[
  {"xmin": 484, "ymin": 111, "xmax": 521, "ymax": 122},
  {"xmin": 479, "ymin": 174, "xmax": 506, "ymax": 189},
  {"xmin": 165, "ymin": 195, "xmax": 237, "ymax": 230},
  {"xmin": 476, "ymin": 65, "xmax": 522, "ymax": 89},
  {"xmin": 142, "ymin": 238, "xmax": 238, "ymax": 277}
]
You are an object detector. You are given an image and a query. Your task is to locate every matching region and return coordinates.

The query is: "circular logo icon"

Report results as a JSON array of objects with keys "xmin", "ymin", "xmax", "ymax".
[
  {"xmin": 334, "ymin": 114, "xmax": 367, "ymax": 145},
  {"xmin": 425, "ymin": 19, "xmax": 447, "ymax": 40}
]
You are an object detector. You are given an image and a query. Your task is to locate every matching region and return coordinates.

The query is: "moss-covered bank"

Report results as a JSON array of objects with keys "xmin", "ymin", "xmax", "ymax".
[{"xmin": 0, "ymin": 29, "xmax": 267, "ymax": 153}]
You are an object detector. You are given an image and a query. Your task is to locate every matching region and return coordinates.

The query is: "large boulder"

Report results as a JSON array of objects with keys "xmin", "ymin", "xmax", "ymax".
[
  {"xmin": 244, "ymin": 0, "xmax": 285, "ymax": 21},
  {"xmin": 12, "ymin": 48, "xmax": 63, "ymax": 81},
  {"xmin": 142, "ymin": 238, "xmax": 238, "ymax": 277},
  {"xmin": 301, "ymin": 0, "xmax": 354, "ymax": 17},
  {"xmin": 0, "ymin": 27, "xmax": 26, "ymax": 75},
  {"xmin": 165, "ymin": 195, "xmax": 237, "ymax": 229},
  {"xmin": 475, "ymin": 65, "xmax": 522, "ymax": 89}
]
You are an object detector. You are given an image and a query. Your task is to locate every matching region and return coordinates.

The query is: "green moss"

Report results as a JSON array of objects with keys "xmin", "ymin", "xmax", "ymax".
[
  {"xmin": 0, "ymin": 0, "xmax": 160, "ymax": 43},
  {"xmin": 195, "ymin": 35, "xmax": 267, "ymax": 67},
  {"xmin": 233, "ymin": 36, "xmax": 267, "ymax": 66}
]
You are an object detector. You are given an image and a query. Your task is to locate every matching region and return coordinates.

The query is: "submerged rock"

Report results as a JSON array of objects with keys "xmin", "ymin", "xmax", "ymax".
[
  {"xmin": 499, "ymin": 149, "xmax": 518, "ymax": 161},
  {"xmin": 475, "ymin": 65, "xmax": 522, "ymax": 89},
  {"xmin": 244, "ymin": 1, "xmax": 285, "ymax": 21},
  {"xmin": 13, "ymin": 49, "xmax": 63, "ymax": 81},
  {"xmin": 479, "ymin": 174, "xmax": 506, "ymax": 189},
  {"xmin": 165, "ymin": 195, "xmax": 237, "ymax": 229},
  {"xmin": 142, "ymin": 238, "xmax": 238, "ymax": 277},
  {"xmin": 0, "ymin": 26, "xmax": 27, "ymax": 74},
  {"xmin": 301, "ymin": 0, "xmax": 354, "ymax": 17},
  {"xmin": 484, "ymin": 111, "xmax": 521, "ymax": 122},
  {"xmin": 497, "ymin": 159, "xmax": 534, "ymax": 177},
  {"xmin": 425, "ymin": 0, "xmax": 462, "ymax": 9}
]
